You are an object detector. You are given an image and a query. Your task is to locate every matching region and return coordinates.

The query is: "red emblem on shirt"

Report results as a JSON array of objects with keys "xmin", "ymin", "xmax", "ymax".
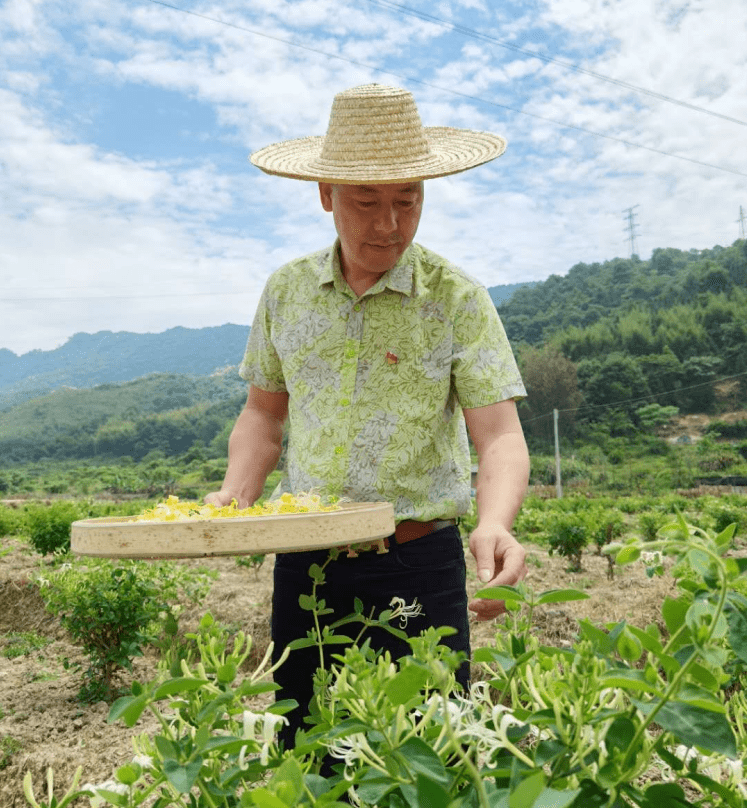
[{"xmin": 385, "ymin": 351, "xmax": 399, "ymax": 365}]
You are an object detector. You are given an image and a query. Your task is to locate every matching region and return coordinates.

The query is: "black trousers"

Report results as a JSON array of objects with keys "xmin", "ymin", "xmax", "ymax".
[{"xmin": 270, "ymin": 525, "xmax": 470, "ymax": 750}]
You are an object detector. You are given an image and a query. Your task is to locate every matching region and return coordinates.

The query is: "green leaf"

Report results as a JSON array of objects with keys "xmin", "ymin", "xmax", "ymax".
[
  {"xmin": 398, "ymin": 737, "xmax": 450, "ymax": 786},
  {"xmin": 217, "ymin": 661, "xmax": 237, "ymax": 684},
  {"xmin": 615, "ymin": 545, "xmax": 641, "ymax": 565},
  {"xmin": 687, "ymin": 772, "xmax": 743, "ymax": 808},
  {"xmin": 286, "ymin": 637, "xmax": 317, "ymax": 650},
  {"xmin": 676, "ymin": 684, "xmax": 726, "ymax": 713},
  {"xmin": 93, "ymin": 788, "xmax": 131, "ymax": 807},
  {"xmin": 714, "ymin": 522, "xmax": 736, "ymax": 549},
  {"xmin": 415, "ymin": 774, "xmax": 451, "ymax": 808},
  {"xmin": 473, "ymin": 647, "xmax": 516, "ymax": 673},
  {"xmin": 604, "ymin": 716, "xmax": 636, "ymax": 754},
  {"xmin": 533, "ymin": 787, "xmax": 582, "ymax": 808},
  {"xmin": 163, "ymin": 758, "xmax": 203, "ymax": 793},
  {"xmin": 108, "ymin": 694, "xmax": 147, "ymax": 727},
  {"xmin": 616, "ymin": 627, "xmax": 643, "ymax": 663},
  {"xmin": 115, "ymin": 763, "xmax": 141, "ymax": 786},
  {"xmin": 474, "ymin": 585, "xmax": 524, "ymax": 604},
  {"xmin": 726, "ymin": 601, "xmax": 747, "ymax": 663},
  {"xmin": 308, "ymin": 563, "xmax": 325, "ymax": 582},
  {"xmin": 636, "ymin": 699, "xmax": 737, "ymax": 757},
  {"xmin": 356, "ymin": 771, "xmax": 397, "ymax": 804},
  {"xmin": 155, "ymin": 735, "xmax": 178, "ymax": 760},
  {"xmin": 298, "ymin": 593, "xmax": 316, "ymax": 611},
  {"xmin": 153, "ymin": 677, "xmax": 209, "ymax": 699},
  {"xmin": 508, "ymin": 770, "xmax": 545, "ymax": 808},
  {"xmin": 535, "ymin": 589, "xmax": 589, "ymax": 605},
  {"xmin": 624, "ymin": 624, "xmax": 663, "ymax": 654},
  {"xmin": 384, "ymin": 665, "xmax": 430, "ymax": 706},
  {"xmin": 250, "ymin": 787, "xmax": 291, "ymax": 808},
  {"xmin": 601, "ymin": 668, "xmax": 665, "ymax": 695},
  {"xmin": 578, "ymin": 620, "xmax": 614, "ymax": 655},
  {"xmin": 641, "ymin": 782, "xmax": 690, "ymax": 808},
  {"xmin": 661, "ymin": 596, "xmax": 689, "ymax": 637}
]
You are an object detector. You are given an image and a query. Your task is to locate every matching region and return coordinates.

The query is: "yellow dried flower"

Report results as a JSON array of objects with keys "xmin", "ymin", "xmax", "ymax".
[{"xmin": 134, "ymin": 493, "xmax": 341, "ymax": 522}]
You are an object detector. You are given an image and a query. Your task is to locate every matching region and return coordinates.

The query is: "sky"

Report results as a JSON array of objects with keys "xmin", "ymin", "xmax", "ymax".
[{"xmin": 1, "ymin": 0, "xmax": 746, "ymax": 356}]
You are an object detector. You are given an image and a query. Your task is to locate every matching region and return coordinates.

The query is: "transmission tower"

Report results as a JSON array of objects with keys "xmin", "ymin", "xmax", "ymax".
[
  {"xmin": 737, "ymin": 205, "xmax": 746, "ymax": 239},
  {"xmin": 623, "ymin": 205, "xmax": 640, "ymax": 258}
]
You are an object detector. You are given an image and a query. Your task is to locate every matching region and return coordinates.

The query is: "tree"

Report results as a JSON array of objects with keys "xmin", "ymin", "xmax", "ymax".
[
  {"xmin": 517, "ymin": 345, "xmax": 583, "ymax": 442},
  {"xmin": 576, "ymin": 353, "xmax": 650, "ymax": 420}
]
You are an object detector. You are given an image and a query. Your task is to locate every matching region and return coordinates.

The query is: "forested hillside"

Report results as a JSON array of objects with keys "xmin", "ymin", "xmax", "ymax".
[
  {"xmin": 1, "ymin": 241, "xmax": 745, "ymax": 470},
  {"xmin": 505, "ymin": 239, "xmax": 747, "ymax": 436},
  {"xmin": 0, "ymin": 373, "xmax": 247, "ymax": 464}
]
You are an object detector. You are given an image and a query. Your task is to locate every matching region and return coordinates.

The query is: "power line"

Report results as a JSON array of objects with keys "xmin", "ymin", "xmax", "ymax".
[
  {"xmin": 144, "ymin": 0, "xmax": 747, "ymax": 179},
  {"xmin": 1, "ymin": 291, "xmax": 255, "ymax": 302},
  {"xmin": 364, "ymin": 0, "xmax": 747, "ymax": 128},
  {"xmin": 522, "ymin": 368, "xmax": 747, "ymax": 424}
]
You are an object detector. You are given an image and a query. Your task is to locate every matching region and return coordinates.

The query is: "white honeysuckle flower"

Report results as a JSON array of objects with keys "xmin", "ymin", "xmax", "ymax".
[
  {"xmin": 238, "ymin": 745, "xmax": 250, "ymax": 770},
  {"xmin": 326, "ymin": 733, "xmax": 368, "ymax": 765},
  {"xmin": 242, "ymin": 710, "xmax": 262, "ymax": 739},
  {"xmin": 388, "ymin": 596, "xmax": 424, "ymax": 628},
  {"xmin": 83, "ymin": 779, "xmax": 129, "ymax": 807},
  {"xmin": 261, "ymin": 713, "xmax": 289, "ymax": 743},
  {"xmin": 132, "ymin": 754, "xmax": 153, "ymax": 769},
  {"xmin": 260, "ymin": 742, "xmax": 271, "ymax": 767}
]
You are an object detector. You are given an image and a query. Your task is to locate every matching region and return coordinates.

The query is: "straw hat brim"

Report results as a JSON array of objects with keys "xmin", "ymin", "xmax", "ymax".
[{"xmin": 249, "ymin": 126, "xmax": 507, "ymax": 184}]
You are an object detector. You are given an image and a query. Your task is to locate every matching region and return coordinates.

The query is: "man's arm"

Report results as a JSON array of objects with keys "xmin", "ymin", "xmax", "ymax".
[
  {"xmin": 204, "ymin": 385, "xmax": 289, "ymax": 508},
  {"xmin": 463, "ymin": 398, "xmax": 530, "ymax": 621}
]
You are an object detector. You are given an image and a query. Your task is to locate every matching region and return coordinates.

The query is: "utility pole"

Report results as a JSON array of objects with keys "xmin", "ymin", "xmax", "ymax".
[
  {"xmin": 737, "ymin": 206, "xmax": 746, "ymax": 239},
  {"xmin": 623, "ymin": 205, "xmax": 640, "ymax": 258},
  {"xmin": 553, "ymin": 409, "xmax": 563, "ymax": 499}
]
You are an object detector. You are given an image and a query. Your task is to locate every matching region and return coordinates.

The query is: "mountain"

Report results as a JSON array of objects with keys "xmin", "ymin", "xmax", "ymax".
[
  {"xmin": 488, "ymin": 281, "xmax": 538, "ymax": 308},
  {"xmin": 0, "ymin": 284, "xmax": 529, "ymax": 410},
  {"xmin": 0, "ymin": 324, "xmax": 250, "ymax": 410}
]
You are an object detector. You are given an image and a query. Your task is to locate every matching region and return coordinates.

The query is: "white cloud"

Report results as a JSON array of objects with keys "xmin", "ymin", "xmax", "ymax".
[{"xmin": 1, "ymin": 0, "xmax": 745, "ymax": 355}]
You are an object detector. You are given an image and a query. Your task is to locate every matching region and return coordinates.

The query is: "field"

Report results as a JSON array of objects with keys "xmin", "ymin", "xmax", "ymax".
[{"xmin": 1, "ymin": 491, "xmax": 746, "ymax": 807}]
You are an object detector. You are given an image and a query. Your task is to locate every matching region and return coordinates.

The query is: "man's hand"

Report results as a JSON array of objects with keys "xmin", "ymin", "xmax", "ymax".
[
  {"xmin": 468, "ymin": 522, "xmax": 527, "ymax": 621},
  {"xmin": 203, "ymin": 490, "xmax": 250, "ymax": 509}
]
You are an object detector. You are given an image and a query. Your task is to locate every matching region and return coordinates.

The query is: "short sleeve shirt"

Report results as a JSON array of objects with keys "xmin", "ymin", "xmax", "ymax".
[{"xmin": 240, "ymin": 241, "xmax": 526, "ymax": 522}]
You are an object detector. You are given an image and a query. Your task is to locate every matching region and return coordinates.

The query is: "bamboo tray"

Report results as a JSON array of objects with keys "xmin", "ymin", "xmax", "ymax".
[{"xmin": 70, "ymin": 501, "xmax": 395, "ymax": 559}]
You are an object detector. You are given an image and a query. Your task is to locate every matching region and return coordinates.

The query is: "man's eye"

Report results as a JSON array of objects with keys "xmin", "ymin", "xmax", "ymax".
[{"xmin": 357, "ymin": 200, "xmax": 376, "ymax": 208}]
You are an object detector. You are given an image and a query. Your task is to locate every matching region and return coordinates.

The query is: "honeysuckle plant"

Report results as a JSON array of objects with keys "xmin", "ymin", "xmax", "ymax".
[{"xmin": 23, "ymin": 515, "xmax": 747, "ymax": 808}]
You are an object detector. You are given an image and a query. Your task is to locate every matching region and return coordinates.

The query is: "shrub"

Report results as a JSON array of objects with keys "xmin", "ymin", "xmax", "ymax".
[
  {"xmin": 22, "ymin": 501, "xmax": 82, "ymax": 555},
  {"xmin": 548, "ymin": 513, "xmax": 588, "ymax": 571},
  {"xmin": 38, "ymin": 559, "xmax": 215, "ymax": 702},
  {"xmin": 0, "ymin": 505, "xmax": 23, "ymax": 538}
]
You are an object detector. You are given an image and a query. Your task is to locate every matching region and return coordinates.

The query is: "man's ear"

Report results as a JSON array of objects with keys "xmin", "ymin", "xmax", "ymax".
[{"xmin": 318, "ymin": 182, "xmax": 333, "ymax": 212}]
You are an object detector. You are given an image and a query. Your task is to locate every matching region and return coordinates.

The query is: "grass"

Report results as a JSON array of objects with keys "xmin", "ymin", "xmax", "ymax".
[
  {"xmin": 1, "ymin": 631, "xmax": 53, "ymax": 659},
  {"xmin": 0, "ymin": 736, "xmax": 23, "ymax": 770}
]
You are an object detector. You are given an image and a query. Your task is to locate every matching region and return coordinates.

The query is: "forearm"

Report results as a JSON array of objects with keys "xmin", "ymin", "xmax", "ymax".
[
  {"xmin": 218, "ymin": 405, "xmax": 285, "ymax": 507},
  {"xmin": 474, "ymin": 430, "xmax": 530, "ymax": 531}
]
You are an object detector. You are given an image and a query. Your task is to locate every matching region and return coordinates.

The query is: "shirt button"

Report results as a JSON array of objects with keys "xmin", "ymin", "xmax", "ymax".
[
  {"xmin": 353, "ymin": 303, "xmax": 362, "ymax": 312},
  {"xmin": 345, "ymin": 347, "xmax": 357, "ymax": 358},
  {"xmin": 334, "ymin": 446, "xmax": 345, "ymax": 455},
  {"xmin": 340, "ymin": 398, "xmax": 350, "ymax": 407}
]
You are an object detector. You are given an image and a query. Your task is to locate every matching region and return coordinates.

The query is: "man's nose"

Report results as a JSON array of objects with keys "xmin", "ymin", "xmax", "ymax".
[{"xmin": 373, "ymin": 205, "xmax": 397, "ymax": 233}]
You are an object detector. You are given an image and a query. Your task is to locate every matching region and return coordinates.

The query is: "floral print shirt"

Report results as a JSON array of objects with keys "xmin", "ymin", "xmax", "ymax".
[{"xmin": 240, "ymin": 241, "xmax": 526, "ymax": 522}]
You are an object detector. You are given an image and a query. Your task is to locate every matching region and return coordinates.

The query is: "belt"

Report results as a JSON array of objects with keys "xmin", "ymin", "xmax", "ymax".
[{"xmin": 384, "ymin": 518, "xmax": 457, "ymax": 549}]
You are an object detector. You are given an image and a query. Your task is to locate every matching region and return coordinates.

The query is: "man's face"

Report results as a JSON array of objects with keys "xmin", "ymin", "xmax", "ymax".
[{"xmin": 319, "ymin": 181, "xmax": 424, "ymax": 288}]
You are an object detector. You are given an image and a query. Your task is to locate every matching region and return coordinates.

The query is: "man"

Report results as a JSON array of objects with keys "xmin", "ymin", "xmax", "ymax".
[{"xmin": 206, "ymin": 84, "xmax": 529, "ymax": 747}]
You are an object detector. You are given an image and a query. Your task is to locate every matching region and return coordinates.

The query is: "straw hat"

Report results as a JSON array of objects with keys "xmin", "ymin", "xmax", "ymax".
[{"xmin": 249, "ymin": 84, "xmax": 507, "ymax": 184}]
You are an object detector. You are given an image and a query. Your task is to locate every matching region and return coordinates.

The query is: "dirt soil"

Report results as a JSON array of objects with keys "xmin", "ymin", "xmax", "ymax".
[{"xmin": 0, "ymin": 533, "xmax": 690, "ymax": 806}]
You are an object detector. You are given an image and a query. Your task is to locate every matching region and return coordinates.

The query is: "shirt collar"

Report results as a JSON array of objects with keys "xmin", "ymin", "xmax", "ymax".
[{"xmin": 318, "ymin": 239, "xmax": 416, "ymax": 297}]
